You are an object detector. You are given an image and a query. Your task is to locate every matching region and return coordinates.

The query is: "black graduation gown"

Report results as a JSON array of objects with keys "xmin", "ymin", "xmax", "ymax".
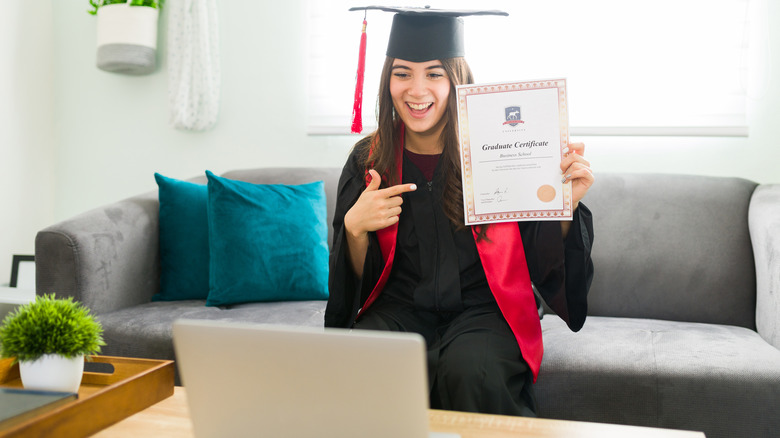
[{"xmin": 325, "ymin": 140, "xmax": 594, "ymax": 331}]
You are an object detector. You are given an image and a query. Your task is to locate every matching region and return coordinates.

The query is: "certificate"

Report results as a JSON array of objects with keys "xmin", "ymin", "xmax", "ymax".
[{"xmin": 456, "ymin": 79, "xmax": 572, "ymax": 225}]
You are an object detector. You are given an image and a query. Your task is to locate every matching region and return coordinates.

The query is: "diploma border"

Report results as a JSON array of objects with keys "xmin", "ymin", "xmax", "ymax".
[{"xmin": 457, "ymin": 79, "xmax": 572, "ymax": 225}]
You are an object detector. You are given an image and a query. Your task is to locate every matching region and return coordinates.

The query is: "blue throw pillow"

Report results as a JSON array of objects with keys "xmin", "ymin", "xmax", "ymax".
[
  {"xmin": 205, "ymin": 171, "xmax": 329, "ymax": 306},
  {"xmin": 152, "ymin": 173, "xmax": 210, "ymax": 301}
]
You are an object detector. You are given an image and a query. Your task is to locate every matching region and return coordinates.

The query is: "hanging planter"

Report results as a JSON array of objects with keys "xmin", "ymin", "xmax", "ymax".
[
  {"xmin": 0, "ymin": 294, "xmax": 105, "ymax": 393},
  {"xmin": 89, "ymin": 0, "xmax": 165, "ymax": 75}
]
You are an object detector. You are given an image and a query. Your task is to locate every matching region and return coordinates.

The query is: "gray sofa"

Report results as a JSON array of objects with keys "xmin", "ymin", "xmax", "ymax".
[{"xmin": 35, "ymin": 168, "xmax": 780, "ymax": 438}]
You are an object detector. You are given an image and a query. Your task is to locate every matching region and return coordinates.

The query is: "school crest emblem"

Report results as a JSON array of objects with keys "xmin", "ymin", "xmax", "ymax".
[{"xmin": 503, "ymin": 106, "xmax": 524, "ymax": 127}]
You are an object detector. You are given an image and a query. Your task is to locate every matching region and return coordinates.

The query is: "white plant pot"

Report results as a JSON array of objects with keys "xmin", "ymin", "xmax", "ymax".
[
  {"xmin": 96, "ymin": 3, "xmax": 160, "ymax": 75},
  {"xmin": 19, "ymin": 354, "xmax": 85, "ymax": 393}
]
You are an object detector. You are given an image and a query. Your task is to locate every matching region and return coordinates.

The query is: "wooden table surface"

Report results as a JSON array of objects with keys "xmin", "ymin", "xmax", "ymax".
[{"xmin": 94, "ymin": 387, "xmax": 706, "ymax": 438}]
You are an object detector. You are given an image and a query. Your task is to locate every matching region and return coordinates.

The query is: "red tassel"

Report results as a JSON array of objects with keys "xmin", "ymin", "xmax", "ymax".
[{"xmin": 351, "ymin": 19, "xmax": 367, "ymax": 134}]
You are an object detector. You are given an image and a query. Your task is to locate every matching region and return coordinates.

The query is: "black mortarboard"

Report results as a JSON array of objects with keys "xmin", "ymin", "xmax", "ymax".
[
  {"xmin": 348, "ymin": 6, "xmax": 508, "ymax": 133},
  {"xmin": 349, "ymin": 6, "xmax": 508, "ymax": 62}
]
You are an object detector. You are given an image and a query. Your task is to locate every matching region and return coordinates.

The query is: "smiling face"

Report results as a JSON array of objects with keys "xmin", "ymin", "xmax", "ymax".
[{"xmin": 389, "ymin": 59, "xmax": 452, "ymax": 148}]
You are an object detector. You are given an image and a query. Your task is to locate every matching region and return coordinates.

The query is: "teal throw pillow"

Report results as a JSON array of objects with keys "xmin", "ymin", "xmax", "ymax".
[
  {"xmin": 152, "ymin": 173, "xmax": 210, "ymax": 301},
  {"xmin": 205, "ymin": 171, "xmax": 329, "ymax": 306}
]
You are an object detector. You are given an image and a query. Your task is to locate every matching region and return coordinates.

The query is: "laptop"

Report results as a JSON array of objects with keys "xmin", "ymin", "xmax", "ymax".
[{"xmin": 173, "ymin": 319, "xmax": 458, "ymax": 438}]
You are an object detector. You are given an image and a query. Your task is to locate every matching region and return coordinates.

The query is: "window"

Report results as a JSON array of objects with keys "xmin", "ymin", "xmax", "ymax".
[{"xmin": 307, "ymin": 0, "xmax": 750, "ymax": 136}]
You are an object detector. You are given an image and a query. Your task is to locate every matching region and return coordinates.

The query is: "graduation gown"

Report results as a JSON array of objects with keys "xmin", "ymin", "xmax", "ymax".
[{"xmin": 325, "ymin": 139, "xmax": 594, "ymax": 379}]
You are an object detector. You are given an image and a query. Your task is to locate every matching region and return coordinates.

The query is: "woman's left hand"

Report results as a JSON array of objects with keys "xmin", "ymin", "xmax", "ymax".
[{"xmin": 561, "ymin": 142, "xmax": 594, "ymax": 210}]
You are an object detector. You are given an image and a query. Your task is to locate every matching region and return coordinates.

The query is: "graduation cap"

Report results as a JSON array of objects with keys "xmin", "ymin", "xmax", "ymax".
[{"xmin": 348, "ymin": 6, "xmax": 508, "ymax": 133}]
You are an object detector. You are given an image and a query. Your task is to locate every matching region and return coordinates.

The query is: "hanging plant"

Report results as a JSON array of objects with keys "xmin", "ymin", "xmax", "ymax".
[{"xmin": 88, "ymin": 0, "xmax": 166, "ymax": 75}]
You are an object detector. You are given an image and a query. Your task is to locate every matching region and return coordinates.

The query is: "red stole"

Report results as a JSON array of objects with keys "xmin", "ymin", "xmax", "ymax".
[{"xmin": 356, "ymin": 130, "xmax": 543, "ymax": 381}]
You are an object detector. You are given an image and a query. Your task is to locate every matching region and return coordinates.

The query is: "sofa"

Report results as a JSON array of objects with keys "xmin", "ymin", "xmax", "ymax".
[{"xmin": 35, "ymin": 168, "xmax": 780, "ymax": 438}]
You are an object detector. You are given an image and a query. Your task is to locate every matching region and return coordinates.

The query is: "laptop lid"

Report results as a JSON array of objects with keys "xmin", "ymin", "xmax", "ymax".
[{"xmin": 173, "ymin": 319, "xmax": 430, "ymax": 438}]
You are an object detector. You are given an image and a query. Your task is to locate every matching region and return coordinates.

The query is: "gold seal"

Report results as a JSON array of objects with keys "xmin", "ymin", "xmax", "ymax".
[{"xmin": 537, "ymin": 185, "xmax": 556, "ymax": 203}]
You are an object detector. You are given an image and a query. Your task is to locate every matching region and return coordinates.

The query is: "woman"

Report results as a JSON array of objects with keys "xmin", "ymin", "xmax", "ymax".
[{"xmin": 326, "ymin": 7, "xmax": 594, "ymax": 417}]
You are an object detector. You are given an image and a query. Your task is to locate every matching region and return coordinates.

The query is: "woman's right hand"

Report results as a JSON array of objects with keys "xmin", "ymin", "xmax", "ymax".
[{"xmin": 344, "ymin": 169, "xmax": 417, "ymax": 239}]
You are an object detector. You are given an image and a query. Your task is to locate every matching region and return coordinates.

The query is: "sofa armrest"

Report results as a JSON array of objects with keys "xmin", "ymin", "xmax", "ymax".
[
  {"xmin": 35, "ymin": 192, "xmax": 160, "ymax": 315},
  {"xmin": 749, "ymin": 184, "xmax": 780, "ymax": 350}
]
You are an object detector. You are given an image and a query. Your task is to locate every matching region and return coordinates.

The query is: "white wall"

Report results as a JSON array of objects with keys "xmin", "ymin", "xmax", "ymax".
[
  {"xmin": 51, "ymin": 0, "xmax": 353, "ymax": 222},
  {"xmin": 2, "ymin": 0, "xmax": 778, "ymax": 282},
  {"xmin": 0, "ymin": 3, "xmax": 55, "ymax": 284}
]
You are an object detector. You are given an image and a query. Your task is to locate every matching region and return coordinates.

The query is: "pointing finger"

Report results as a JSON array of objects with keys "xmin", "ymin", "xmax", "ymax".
[{"xmin": 382, "ymin": 182, "xmax": 418, "ymax": 197}]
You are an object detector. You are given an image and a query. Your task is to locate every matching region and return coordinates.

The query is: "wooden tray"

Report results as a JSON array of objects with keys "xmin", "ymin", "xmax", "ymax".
[{"xmin": 0, "ymin": 355, "xmax": 174, "ymax": 438}]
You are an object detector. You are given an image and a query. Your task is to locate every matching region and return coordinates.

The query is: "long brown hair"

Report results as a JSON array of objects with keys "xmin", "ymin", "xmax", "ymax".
[{"xmin": 357, "ymin": 56, "xmax": 475, "ymax": 231}]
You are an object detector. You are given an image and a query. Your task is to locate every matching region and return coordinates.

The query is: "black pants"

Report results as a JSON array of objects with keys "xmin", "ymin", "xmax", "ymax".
[{"xmin": 354, "ymin": 296, "xmax": 537, "ymax": 417}]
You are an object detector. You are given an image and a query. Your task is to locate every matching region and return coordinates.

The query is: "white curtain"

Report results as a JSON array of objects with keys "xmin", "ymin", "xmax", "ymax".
[{"xmin": 168, "ymin": 0, "xmax": 221, "ymax": 131}]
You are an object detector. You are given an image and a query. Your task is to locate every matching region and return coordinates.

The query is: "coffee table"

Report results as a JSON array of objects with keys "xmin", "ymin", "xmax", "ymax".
[{"xmin": 93, "ymin": 387, "xmax": 706, "ymax": 438}]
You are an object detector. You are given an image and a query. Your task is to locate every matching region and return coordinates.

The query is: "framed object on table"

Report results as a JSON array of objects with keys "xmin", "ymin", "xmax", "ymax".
[{"xmin": 9, "ymin": 255, "xmax": 35, "ymax": 289}]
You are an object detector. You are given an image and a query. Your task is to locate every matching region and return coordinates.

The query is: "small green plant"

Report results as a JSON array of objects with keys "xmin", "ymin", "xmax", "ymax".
[
  {"xmin": 88, "ymin": 0, "xmax": 165, "ymax": 15},
  {"xmin": 0, "ymin": 294, "xmax": 105, "ymax": 363}
]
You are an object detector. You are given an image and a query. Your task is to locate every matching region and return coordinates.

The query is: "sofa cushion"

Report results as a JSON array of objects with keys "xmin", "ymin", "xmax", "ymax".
[
  {"xmin": 97, "ymin": 300, "xmax": 327, "ymax": 363},
  {"xmin": 537, "ymin": 316, "xmax": 780, "ymax": 438},
  {"xmin": 585, "ymin": 173, "xmax": 758, "ymax": 329},
  {"xmin": 152, "ymin": 173, "xmax": 209, "ymax": 301},
  {"xmin": 205, "ymin": 171, "xmax": 329, "ymax": 306},
  {"xmin": 219, "ymin": 168, "xmax": 341, "ymax": 248}
]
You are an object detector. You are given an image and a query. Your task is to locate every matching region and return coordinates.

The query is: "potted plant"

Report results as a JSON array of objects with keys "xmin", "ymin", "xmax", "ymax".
[
  {"xmin": 88, "ymin": 0, "xmax": 165, "ymax": 75},
  {"xmin": 0, "ymin": 294, "xmax": 105, "ymax": 393}
]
